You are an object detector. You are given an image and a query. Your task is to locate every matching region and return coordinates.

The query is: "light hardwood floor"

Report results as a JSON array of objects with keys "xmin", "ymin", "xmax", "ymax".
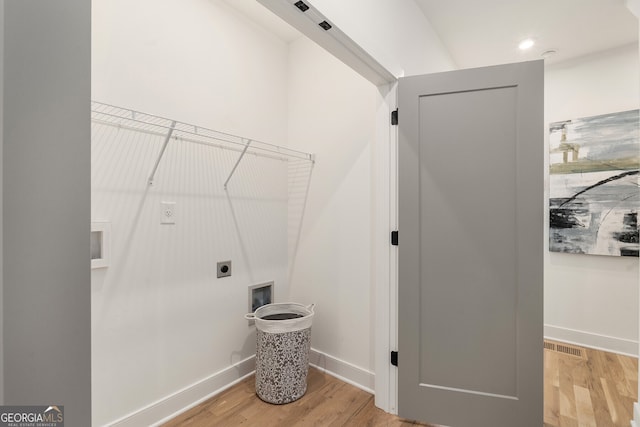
[
  {"xmin": 163, "ymin": 367, "xmax": 430, "ymax": 427},
  {"xmin": 164, "ymin": 343, "xmax": 637, "ymax": 427},
  {"xmin": 544, "ymin": 342, "xmax": 637, "ymax": 427}
]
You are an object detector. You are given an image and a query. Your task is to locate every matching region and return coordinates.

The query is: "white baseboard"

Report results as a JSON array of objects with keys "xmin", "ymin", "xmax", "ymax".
[
  {"xmin": 632, "ymin": 402, "xmax": 640, "ymax": 427},
  {"xmin": 309, "ymin": 347, "xmax": 375, "ymax": 394},
  {"xmin": 544, "ymin": 324, "xmax": 638, "ymax": 357},
  {"xmin": 107, "ymin": 356, "xmax": 255, "ymax": 427},
  {"xmin": 106, "ymin": 349, "xmax": 374, "ymax": 427}
]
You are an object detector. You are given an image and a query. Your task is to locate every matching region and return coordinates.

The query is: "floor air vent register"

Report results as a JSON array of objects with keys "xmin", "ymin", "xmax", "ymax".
[{"xmin": 544, "ymin": 340, "xmax": 587, "ymax": 359}]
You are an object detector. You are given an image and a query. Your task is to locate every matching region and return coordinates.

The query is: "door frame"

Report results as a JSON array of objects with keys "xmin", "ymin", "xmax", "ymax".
[{"xmin": 373, "ymin": 81, "xmax": 398, "ymax": 414}]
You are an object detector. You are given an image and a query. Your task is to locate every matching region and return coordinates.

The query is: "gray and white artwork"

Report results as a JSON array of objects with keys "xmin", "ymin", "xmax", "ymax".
[{"xmin": 549, "ymin": 109, "xmax": 639, "ymax": 257}]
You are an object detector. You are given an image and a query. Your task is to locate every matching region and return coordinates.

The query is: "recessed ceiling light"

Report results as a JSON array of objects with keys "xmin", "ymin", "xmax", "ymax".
[
  {"xmin": 541, "ymin": 49, "xmax": 558, "ymax": 59},
  {"xmin": 518, "ymin": 38, "xmax": 535, "ymax": 50}
]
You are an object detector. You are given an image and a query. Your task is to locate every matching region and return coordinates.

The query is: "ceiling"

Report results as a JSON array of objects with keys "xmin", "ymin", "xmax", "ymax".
[
  {"xmin": 414, "ymin": 0, "xmax": 638, "ymax": 68},
  {"xmin": 224, "ymin": 0, "xmax": 637, "ymax": 69}
]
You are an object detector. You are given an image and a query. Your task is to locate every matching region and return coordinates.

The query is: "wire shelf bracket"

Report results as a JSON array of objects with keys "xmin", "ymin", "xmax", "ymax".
[
  {"xmin": 147, "ymin": 120, "xmax": 176, "ymax": 186},
  {"xmin": 224, "ymin": 139, "xmax": 252, "ymax": 190}
]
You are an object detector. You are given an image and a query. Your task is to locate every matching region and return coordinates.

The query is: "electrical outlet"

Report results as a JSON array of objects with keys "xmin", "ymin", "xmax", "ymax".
[
  {"xmin": 217, "ymin": 260, "xmax": 232, "ymax": 278},
  {"xmin": 161, "ymin": 201, "xmax": 176, "ymax": 224}
]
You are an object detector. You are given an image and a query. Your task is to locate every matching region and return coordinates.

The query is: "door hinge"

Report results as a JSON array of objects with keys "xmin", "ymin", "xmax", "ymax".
[
  {"xmin": 391, "ymin": 351, "xmax": 398, "ymax": 366},
  {"xmin": 391, "ymin": 230, "xmax": 398, "ymax": 246},
  {"xmin": 391, "ymin": 109, "xmax": 398, "ymax": 125}
]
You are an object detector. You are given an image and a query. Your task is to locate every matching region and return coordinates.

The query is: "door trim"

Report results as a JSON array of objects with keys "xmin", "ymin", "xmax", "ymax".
[{"xmin": 373, "ymin": 82, "xmax": 398, "ymax": 413}]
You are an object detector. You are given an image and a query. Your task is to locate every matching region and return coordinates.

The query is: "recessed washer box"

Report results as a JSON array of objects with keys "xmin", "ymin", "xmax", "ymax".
[
  {"xmin": 249, "ymin": 281, "xmax": 273, "ymax": 313},
  {"xmin": 91, "ymin": 221, "xmax": 111, "ymax": 269}
]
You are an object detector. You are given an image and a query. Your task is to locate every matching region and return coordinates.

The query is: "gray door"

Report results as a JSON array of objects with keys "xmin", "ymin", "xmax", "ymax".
[{"xmin": 397, "ymin": 61, "xmax": 543, "ymax": 427}]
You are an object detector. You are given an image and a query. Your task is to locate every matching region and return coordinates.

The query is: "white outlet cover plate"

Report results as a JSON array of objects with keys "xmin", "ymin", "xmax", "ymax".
[{"xmin": 161, "ymin": 201, "xmax": 176, "ymax": 224}]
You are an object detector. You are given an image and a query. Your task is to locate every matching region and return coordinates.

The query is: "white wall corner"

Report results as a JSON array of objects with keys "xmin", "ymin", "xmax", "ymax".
[
  {"xmin": 626, "ymin": 0, "xmax": 640, "ymax": 18},
  {"xmin": 109, "ymin": 356, "xmax": 255, "ymax": 427},
  {"xmin": 309, "ymin": 348, "xmax": 375, "ymax": 394}
]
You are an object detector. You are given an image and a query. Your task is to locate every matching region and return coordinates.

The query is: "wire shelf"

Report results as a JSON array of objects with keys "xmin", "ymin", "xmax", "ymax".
[
  {"xmin": 91, "ymin": 101, "xmax": 315, "ymax": 162},
  {"xmin": 91, "ymin": 101, "xmax": 315, "ymax": 188}
]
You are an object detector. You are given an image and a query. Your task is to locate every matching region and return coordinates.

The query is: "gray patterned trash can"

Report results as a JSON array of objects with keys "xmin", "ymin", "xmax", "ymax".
[{"xmin": 245, "ymin": 303, "xmax": 314, "ymax": 404}]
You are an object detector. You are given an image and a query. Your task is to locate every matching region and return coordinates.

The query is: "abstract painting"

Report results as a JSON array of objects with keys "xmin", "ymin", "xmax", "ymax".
[{"xmin": 549, "ymin": 109, "xmax": 639, "ymax": 257}]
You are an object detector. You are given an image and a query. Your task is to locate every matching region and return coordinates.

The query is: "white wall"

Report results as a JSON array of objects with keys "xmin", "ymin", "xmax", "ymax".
[
  {"xmin": 281, "ymin": 1, "xmax": 455, "ymax": 399},
  {"xmin": 544, "ymin": 43, "xmax": 640, "ymax": 355},
  {"xmin": 92, "ymin": 0, "xmax": 289, "ymax": 145},
  {"xmin": 255, "ymin": 3, "xmax": 457, "ymax": 410},
  {"xmin": 3, "ymin": 0, "xmax": 91, "ymax": 425},
  {"xmin": 286, "ymin": 36, "xmax": 377, "ymax": 376},
  {"xmin": 310, "ymin": 0, "xmax": 456, "ymax": 76},
  {"xmin": 91, "ymin": 1, "xmax": 458, "ymax": 422},
  {"xmin": 91, "ymin": 1, "xmax": 292, "ymax": 425}
]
